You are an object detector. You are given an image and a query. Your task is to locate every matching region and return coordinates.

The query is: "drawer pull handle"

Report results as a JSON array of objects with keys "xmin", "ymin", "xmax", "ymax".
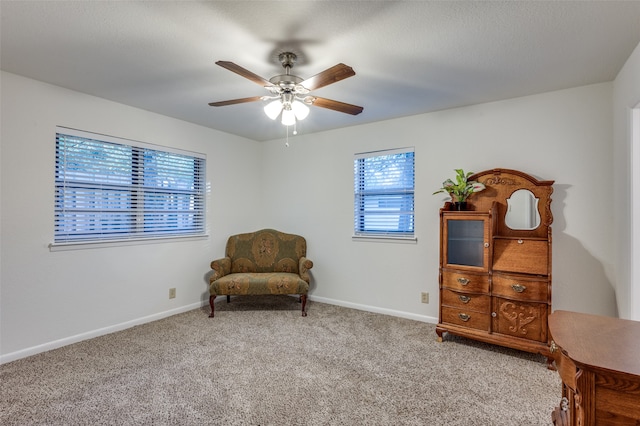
[
  {"xmin": 550, "ymin": 340, "xmax": 558, "ymax": 354},
  {"xmin": 458, "ymin": 295, "xmax": 471, "ymax": 304},
  {"xmin": 511, "ymin": 284, "xmax": 526, "ymax": 293},
  {"xmin": 517, "ymin": 239, "xmax": 524, "ymax": 244},
  {"xmin": 458, "ymin": 313, "xmax": 471, "ymax": 322},
  {"xmin": 457, "ymin": 277, "xmax": 470, "ymax": 286}
]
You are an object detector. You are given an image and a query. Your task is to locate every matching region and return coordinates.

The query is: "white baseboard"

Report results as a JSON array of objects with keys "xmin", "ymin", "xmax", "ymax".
[
  {"xmin": 0, "ymin": 301, "xmax": 206, "ymax": 365},
  {"xmin": 309, "ymin": 295, "xmax": 438, "ymax": 324}
]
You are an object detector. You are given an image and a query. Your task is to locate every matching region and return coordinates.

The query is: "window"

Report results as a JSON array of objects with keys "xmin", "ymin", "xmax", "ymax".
[
  {"xmin": 354, "ymin": 148, "xmax": 415, "ymax": 238},
  {"xmin": 54, "ymin": 127, "xmax": 205, "ymax": 245}
]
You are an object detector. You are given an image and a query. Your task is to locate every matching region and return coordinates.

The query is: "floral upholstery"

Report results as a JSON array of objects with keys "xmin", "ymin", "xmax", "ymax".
[{"xmin": 208, "ymin": 229, "xmax": 313, "ymax": 317}]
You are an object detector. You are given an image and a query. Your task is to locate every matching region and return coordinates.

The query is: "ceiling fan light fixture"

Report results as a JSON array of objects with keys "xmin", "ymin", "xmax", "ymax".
[
  {"xmin": 281, "ymin": 107, "xmax": 296, "ymax": 126},
  {"xmin": 264, "ymin": 100, "xmax": 283, "ymax": 120},
  {"xmin": 291, "ymin": 100, "xmax": 310, "ymax": 120},
  {"xmin": 210, "ymin": 52, "xmax": 362, "ymax": 133}
]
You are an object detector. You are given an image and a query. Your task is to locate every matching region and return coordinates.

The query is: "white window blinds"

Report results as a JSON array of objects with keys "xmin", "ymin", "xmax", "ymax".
[
  {"xmin": 54, "ymin": 128, "xmax": 206, "ymax": 243},
  {"xmin": 354, "ymin": 148, "xmax": 415, "ymax": 237}
]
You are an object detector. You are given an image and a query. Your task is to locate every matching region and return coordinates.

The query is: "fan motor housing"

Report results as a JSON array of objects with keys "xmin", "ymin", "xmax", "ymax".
[{"xmin": 269, "ymin": 74, "xmax": 304, "ymax": 87}]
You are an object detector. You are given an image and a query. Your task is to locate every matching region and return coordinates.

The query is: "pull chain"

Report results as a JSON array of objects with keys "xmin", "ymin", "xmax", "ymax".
[{"xmin": 285, "ymin": 125, "xmax": 290, "ymax": 147}]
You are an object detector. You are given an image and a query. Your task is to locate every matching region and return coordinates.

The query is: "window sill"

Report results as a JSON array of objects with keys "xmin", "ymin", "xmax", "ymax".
[
  {"xmin": 49, "ymin": 234, "xmax": 209, "ymax": 251},
  {"xmin": 352, "ymin": 235, "xmax": 417, "ymax": 244}
]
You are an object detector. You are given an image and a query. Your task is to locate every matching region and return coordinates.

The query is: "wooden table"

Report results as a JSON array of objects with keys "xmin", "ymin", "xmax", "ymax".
[{"xmin": 548, "ymin": 310, "xmax": 640, "ymax": 426}]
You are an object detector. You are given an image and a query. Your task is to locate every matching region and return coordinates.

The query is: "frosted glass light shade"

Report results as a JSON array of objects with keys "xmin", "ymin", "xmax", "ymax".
[
  {"xmin": 264, "ymin": 100, "xmax": 283, "ymax": 120},
  {"xmin": 291, "ymin": 100, "xmax": 310, "ymax": 120},
  {"xmin": 281, "ymin": 108, "xmax": 296, "ymax": 126}
]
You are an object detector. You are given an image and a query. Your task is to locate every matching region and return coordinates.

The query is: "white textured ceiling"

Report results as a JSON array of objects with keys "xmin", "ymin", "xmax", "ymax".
[{"xmin": 2, "ymin": 1, "xmax": 640, "ymax": 142}]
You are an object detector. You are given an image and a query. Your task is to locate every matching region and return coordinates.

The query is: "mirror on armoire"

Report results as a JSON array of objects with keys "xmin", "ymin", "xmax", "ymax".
[{"xmin": 505, "ymin": 189, "xmax": 540, "ymax": 230}]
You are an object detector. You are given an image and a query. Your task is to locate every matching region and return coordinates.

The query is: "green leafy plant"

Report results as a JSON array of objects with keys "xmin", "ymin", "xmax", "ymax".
[{"xmin": 433, "ymin": 169, "xmax": 486, "ymax": 202}]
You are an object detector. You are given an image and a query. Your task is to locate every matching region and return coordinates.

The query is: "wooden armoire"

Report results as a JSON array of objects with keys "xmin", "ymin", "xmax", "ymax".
[{"xmin": 435, "ymin": 168, "xmax": 554, "ymax": 367}]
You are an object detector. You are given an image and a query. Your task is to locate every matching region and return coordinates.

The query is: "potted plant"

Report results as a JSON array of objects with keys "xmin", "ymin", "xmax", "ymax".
[{"xmin": 433, "ymin": 169, "xmax": 486, "ymax": 210}]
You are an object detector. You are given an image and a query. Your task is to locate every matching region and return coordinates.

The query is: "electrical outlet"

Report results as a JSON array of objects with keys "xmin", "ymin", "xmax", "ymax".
[
  {"xmin": 169, "ymin": 288, "xmax": 176, "ymax": 299},
  {"xmin": 421, "ymin": 292, "xmax": 429, "ymax": 304}
]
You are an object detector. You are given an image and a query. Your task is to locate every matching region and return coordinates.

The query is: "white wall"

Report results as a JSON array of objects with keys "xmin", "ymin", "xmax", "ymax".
[
  {"xmin": 1, "ymin": 71, "xmax": 622, "ymax": 363},
  {"xmin": 262, "ymin": 82, "xmax": 617, "ymax": 322},
  {"xmin": 613, "ymin": 41, "xmax": 640, "ymax": 320},
  {"xmin": 0, "ymin": 72, "xmax": 263, "ymax": 362}
]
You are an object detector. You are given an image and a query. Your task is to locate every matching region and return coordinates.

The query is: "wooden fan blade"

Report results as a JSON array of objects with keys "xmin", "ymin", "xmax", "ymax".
[
  {"xmin": 300, "ymin": 63, "xmax": 355, "ymax": 91},
  {"xmin": 216, "ymin": 61, "xmax": 273, "ymax": 87},
  {"xmin": 208, "ymin": 96, "xmax": 263, "ymax": 107},
  {"xmin": 311, "ymin": 97, "xmax": 363, "ymax": 115}
]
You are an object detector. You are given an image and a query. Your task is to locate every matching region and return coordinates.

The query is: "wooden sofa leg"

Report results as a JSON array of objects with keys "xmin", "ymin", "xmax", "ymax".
[
  {"xmin": 209, "ymin": 295, "xmax": 216, "ymax": 318},
  {"xmin": 226, "ymin": 295, "xmax": 231, "ymax": 303},
  {"xmin": 301, "ymin": 294, "xmax": 308, "ymax": 317}
]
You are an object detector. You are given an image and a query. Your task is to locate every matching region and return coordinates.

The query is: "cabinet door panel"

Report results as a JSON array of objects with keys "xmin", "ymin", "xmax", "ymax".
[
  {"xmin": 441, "ymin": 289, "xmax": 490, "ymax": 312},
  {"xmin": 442, "ymin": 214, "xmax": 490, "ymax": 271},
  {"xmin": 493, "ymin": 298, "xmax": 548, "ymax": 342},
  {"xmin": 492, "ymin": 273, "xmax": 549, "ymax": 302},
  {"xmin": 595, "ymin": 371, "xmax": 640, "ymax": 423},
  {"xmin": 441, "ymin": 306, "xmax": 490, "ymax": 331},
  {"xmin": 493, "ymin": 239, "xmax": 548, "ymax": 275}
]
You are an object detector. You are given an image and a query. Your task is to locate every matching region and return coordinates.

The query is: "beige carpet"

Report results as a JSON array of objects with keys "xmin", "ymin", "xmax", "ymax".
[{"xmin": 0, "ymin": 296, "xmax": 561, "ymax": 425}]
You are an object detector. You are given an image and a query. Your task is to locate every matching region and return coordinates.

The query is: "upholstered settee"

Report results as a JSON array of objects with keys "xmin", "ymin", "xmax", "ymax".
[{"xmin": 208, "ymin": 229, "xmax": 313, "ymax": 317}]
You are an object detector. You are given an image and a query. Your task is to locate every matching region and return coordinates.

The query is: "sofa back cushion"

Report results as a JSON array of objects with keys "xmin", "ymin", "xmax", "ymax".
[{"xmin": 225, "ymin": 229, "xmax": 307, "ymax": 274}]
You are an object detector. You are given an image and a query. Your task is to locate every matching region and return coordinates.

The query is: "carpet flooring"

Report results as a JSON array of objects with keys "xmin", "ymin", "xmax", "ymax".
[{"xmin": 0, "ymin": 296, "xmax": 561, "ymax": 425}]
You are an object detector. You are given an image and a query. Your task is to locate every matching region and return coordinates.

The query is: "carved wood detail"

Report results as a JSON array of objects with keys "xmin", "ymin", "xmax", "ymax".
[
  {"xmin": 574, "ymin": 391, "xmax": 583, "ymax": 426},
  {"xmin": 481, "ymin": 176, "xmax": 520, "ymax": 186},
  {"xmin": 499, "ymin": 301, "xmax": 538, "ymax": 335},
  {"xmin": 469, "ymin": 168, "xmax": 554, "ymax": 237}
]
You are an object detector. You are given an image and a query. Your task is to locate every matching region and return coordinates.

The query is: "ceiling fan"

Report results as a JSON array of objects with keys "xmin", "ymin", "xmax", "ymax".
[{"xmin": 208, "ymin": 52, "xmax": 363, "ymax": 127}]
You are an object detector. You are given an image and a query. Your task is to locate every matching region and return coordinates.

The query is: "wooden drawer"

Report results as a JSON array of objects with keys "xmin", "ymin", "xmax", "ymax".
[
  {"xmin": 441, "ymin": 289, "xmax": 490, "ymax": 312},
  {"xmin": 492, "ymin": 272, "xmax": 549, "ymax": 302},
  {"xmin": 492, "ymin": 298, "xmax": 548, "ymax": 342},
  {"xmin": 441, "ymin": 306, "xmax": 490, "ymax": 331},
  {"xmin": 441, "ymin": 270, "xmax": 489, "ymax": 293},
  {"xmin": 492, "ymin": 238, "xmax": 549, "ymax": 275}
]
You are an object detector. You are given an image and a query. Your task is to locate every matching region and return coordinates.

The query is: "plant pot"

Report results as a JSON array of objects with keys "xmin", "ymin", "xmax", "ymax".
[{"xmin": 450, "ymin": 201, "xmax": 468, "ymax": 211}]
